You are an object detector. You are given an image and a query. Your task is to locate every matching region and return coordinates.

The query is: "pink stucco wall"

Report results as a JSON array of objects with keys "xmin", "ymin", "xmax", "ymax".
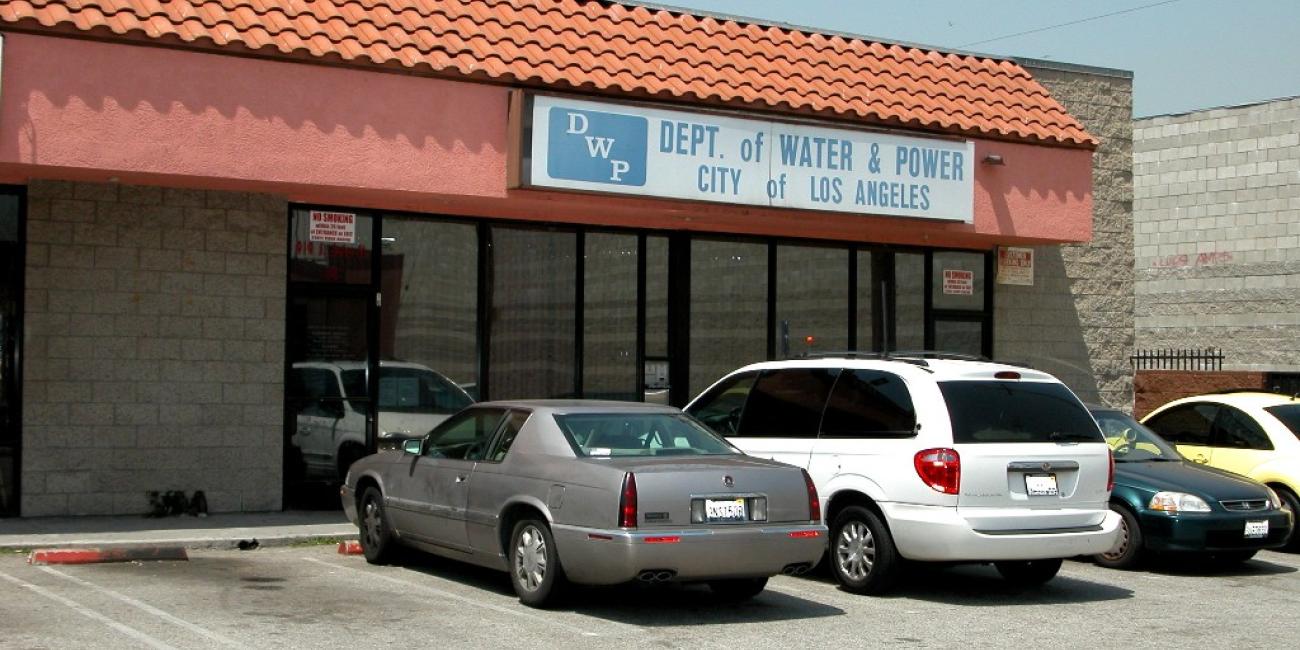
[{"xmin": 0, "ymin": 33, "xmax": 1092, "ymax": 248}]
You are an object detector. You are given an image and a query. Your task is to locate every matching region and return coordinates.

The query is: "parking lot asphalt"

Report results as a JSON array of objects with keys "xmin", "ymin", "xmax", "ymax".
[{"xmin": 2, "ymin": 545, "xmax": 1298, "ymax": 649}]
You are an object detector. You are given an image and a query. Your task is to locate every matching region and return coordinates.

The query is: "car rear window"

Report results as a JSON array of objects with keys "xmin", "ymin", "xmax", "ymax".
[
  {"xmin": 938, "ymin": 380, "xmax": 1103, "ymax": 444},
  {"xmin": 1265, "ymin": 404, "xmax": 1300, "ymax": 439},
  {"xmin": 554, "ymin": 413, "xmax": 739, "ymax": 457}
]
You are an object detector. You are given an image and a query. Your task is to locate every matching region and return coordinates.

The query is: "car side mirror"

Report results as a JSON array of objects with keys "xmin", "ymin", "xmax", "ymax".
[{"xmin": 402, "ymin": 438, "xmax": 423, "ymax": 455}]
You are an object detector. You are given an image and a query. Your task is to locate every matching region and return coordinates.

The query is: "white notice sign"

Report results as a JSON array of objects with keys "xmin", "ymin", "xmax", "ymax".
[
  {"xmin": 997, "ymin": 246, "xmax": 1034, "ymax": 286},
  {"xmin": 309, "ymin": 211, "xmax": 357, "ymax": 244},
  {"xmin": 942, "ymin": 269, "xmax": 974, "ymax": 295}
]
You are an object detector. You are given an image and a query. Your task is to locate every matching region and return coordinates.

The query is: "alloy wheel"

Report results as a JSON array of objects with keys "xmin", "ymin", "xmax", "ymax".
[
  {"xmin": 362, "ymin": 498, "xmax": 383, "ymax": 549},
  {"xmin": 1102, "ymin": 514, "xmax": 1130, "ymax": 561},
  {"xmin": 514, "ymin": 524, "xmax": 548, "ymax": 592},
  {"xmin": 836, "ymin": 520, "xmax": 876, "ymax": 581}
]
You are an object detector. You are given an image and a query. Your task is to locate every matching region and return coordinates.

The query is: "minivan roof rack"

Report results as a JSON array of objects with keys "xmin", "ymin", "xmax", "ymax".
[{"xmin": 797, "ymin": 350, "xmax": 993, "ymax": 367}]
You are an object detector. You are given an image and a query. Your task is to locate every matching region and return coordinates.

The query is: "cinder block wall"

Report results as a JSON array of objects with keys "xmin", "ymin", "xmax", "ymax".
[
  {"xmin": 1134, "ymin": 96, "xmax": 1300, "ymax": 371},
  {"xmin": 22, "ymin": 180, "xmax": 286, "ymax": 516},
  {"xmin": 995, "ymin": 62, "xmax": 1136, "ymax": 408}
]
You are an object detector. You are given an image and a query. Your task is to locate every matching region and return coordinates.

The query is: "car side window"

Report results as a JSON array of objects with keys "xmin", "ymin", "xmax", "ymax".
[
  {"xmin": 1145, "ymin": 403, "xmax": 1218, "ymax": 446},
  {"xmin": 1213, "ymin": 406, "xmax": 1273, "ymax": 450},
  {"xmin": 820, "ymin": 370, "xmax": 917, "ymax": 438},
  {"xmin": 686, "ymin": 372, "xmax": 757, "ymax": 435},
  {"xmin": 485, "ymin": 410, "xmax": 530, "ymax": 462},
  {"xmin": 735, "ymin": 368, "xmax": 838, "ymax": 438},
  {"xmin": 425, "ymin": 408, "xmax": 507, "ymax": 461},
  {"xmin": 293, "ymin": 368, "xmax": 344, "ymax": 418}
]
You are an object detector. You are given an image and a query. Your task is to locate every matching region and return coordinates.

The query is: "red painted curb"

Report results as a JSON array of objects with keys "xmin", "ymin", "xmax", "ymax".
[
  {"xmin": 337, "ymin": 540, "xmax": 363, "ymax": 555},
  {"xmin": 28, "ymin": 547, "xmax": 189, "ymax": 565}
]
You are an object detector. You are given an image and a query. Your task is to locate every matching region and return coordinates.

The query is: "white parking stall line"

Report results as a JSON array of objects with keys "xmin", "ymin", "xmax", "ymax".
[
  {"xmin": 37, "ymin": 566, "xmax": 247, "ymax": 649},
  {"xmin": 0, "ymin": 569, "xmax": 177, "ymax": 650},
  {"xmin": 304, "ymin": 557, "xmax": 627, "ymax": 638}
]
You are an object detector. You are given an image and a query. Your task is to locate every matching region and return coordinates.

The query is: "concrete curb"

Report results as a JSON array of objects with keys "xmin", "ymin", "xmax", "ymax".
[
  {"xmin": 1, "ymin": 532, "xmax": 358, "ymax": 553},
  {"xmin": 29, "ymin": 547, "xmax": 189, "ymax": 565}
]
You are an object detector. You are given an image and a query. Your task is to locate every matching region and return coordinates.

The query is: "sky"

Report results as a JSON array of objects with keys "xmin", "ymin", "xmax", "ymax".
[{"xmin": 633, "ymin": 0, "xmax": 1300, "ymax": 117}]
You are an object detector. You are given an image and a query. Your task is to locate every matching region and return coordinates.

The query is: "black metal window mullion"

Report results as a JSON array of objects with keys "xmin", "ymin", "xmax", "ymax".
[
  {"xmin": 983, "ymin": 250, "xmax": 995, "ymax": 358},
  {"xmin": 766, "ymin": 243, "xmax": 777, "ymax": 360},
  {"xmin": 922, "ymin": 250, "xmax": 934, "ymax": 350},
  {"xmin": 847, "ymin": 248, "xmax": 857, "ymax": 351},
  {"xmin": 365, "ymin": 212, "xmax": 382, "ymax": 453},
  {"xmin": 635, "ymin": 234, "xmax": 647, "ymax": 402},
  {"xmin": 667, "ymin": 234, "xmax": 690, "ymax": 408},
  {"xmin": 574, "ymin": 230, "xmax": 585, "ymax": 399},
  {"xmin": 476, "ymin": 223, "xmax": 492, "ymax": 402}
]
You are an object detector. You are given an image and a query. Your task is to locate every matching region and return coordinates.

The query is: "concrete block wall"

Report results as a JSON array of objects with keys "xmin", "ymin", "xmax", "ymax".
[
  {"xmin": 994, "ymin": 62, "xmax": 1136, "ymax": 408},
  {"xmin": 22, "ymin": 180, "xmax": 287, "ymax": 516},
  {"xmin": 1134, "ymin": 96, "xmax": 1300, "ymax": 371}
]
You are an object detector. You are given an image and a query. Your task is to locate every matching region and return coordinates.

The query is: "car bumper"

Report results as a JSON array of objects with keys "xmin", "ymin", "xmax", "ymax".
[
  {"xmin": 883, "ymin": 503, "xmax": 1122, "ymax": 561},
  {"xmin": 550, "ymin": 523, "xmax": 828, "ymax": 586},
  {"xmin": 340, "ymin": 484, "xmax": 358, "ymax": 526},
  {"xmin": 1138, "ymin": 509, "xmax": 1293, "ymax": 552}
]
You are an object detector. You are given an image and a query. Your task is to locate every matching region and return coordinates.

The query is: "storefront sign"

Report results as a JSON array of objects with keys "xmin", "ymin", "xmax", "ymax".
[
  {"xmin": 942, "ymin": 269, "xmax": 974, "ymax": 295},
  {"xmin": 997, "ymin": 246, "xmax": 1034, "ymax": 286},
  {"xmin": 309, "ymin": 210, "xmax": 357, "ymax": 244},
  {"xmin": 519, "ymin": 94, "xmax": 974, "ymax": 222}
]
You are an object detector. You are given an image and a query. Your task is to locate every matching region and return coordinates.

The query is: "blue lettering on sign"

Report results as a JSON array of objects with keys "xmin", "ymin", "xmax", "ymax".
[{"xmin": 547, "ymin": 107, "xmax": 647, "ymax": 186}]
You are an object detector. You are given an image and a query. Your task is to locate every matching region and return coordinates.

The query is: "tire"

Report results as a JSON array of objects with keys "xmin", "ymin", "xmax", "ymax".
[
  {"xmin": 510, "ymin": 518, "xmax": 567, "ymax": 608},
  {"xmin": 1094, "ymin": 503, "xmax": 1144, "ymax": 570},
  {"xmin": 1274, "ymin": 486, "xmax": 1300, "ymax": 552},
  {"xmin": 358, "ymin": 487, "xmax": 398, "ymax": 565},
  {"xmin": 708, "ymin": 577, "xmax": 768, "ymax": 601},
  {"xmin": 995, "ymin": 558, "xmax": 1063, "ymax": 586},
  {"xmin": 829, "ymin": 505, "xmax": 901, "ymax": 595}
]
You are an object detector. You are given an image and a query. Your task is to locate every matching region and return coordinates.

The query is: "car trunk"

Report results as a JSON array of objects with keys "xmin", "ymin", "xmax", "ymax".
[{"xmin": 583, "ymin": 456, "xmax": 811, "ymax": 528}]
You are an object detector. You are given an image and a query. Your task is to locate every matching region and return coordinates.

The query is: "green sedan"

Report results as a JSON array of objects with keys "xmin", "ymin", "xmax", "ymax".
[{"xmin": 1089, "ymin": 407, "xmax": 1294, "ymax": 569}]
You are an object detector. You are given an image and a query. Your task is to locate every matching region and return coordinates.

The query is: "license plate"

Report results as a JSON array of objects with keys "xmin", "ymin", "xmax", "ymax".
[
  {"xmin": 1025, "ymin": 474, "xmax": 1058, "ymax": 496},
  {"xmin": 1245, "ymin": 520, "xmax": 1269, "ymax": 538},
  {"xmin": 705, "ymin": 498, "xmax": 747, "ymax": 522}
]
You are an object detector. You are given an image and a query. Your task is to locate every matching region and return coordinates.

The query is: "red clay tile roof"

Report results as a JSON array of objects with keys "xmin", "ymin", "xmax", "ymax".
[{"xmin": 0, "ymin": 0, "xmax": 1097, "ymax": 147}]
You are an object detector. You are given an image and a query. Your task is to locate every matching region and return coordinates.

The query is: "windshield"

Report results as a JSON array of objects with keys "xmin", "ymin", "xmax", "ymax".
[
  {"xmin": 1091, "ymin": 409, "xmax": 1182, "ymax": 462},
  {"xmin": 1264, "ymin": 404, "xmax": 1300, "ymax": 440},
  {"xmin": 939, "ymin": 380, "xmax": 1103, "ymax": 444},
  {"xmin": 554, "ymin": 412, "xmax": 740, "ymax": 458}
]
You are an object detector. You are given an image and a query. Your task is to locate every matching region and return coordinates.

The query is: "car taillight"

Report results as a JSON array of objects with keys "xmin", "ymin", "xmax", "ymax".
[
  {"xmin": 1106, "ymin": 448, "xmax": 1115, "ymax": 492},
  {"xmin": 801, "ymin": 468, "xmax": 821, "ymax": 522},
  {"xmin": 619, "ymin": 473, "xmax": 637, "ymax": 528},
  {"xmin": 914, "ymin": 448, "xmax": 961, "ymax": 495}
]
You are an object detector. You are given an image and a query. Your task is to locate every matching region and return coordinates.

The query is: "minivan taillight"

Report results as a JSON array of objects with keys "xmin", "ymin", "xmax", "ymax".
[
  {"xmin": 1106, "ymin": 448, "xmax": 1115, "ymax": 492},
  {"xmin": 801, "ymin": 469, "xmax": 821, "ymax": 522},
  {"xmin": 619, "ymin": 473, "xmax": 637, "ymax": 528},
  {"xmin": 914, "ymin": 448, "xmax": 961, "ymax": 495}
]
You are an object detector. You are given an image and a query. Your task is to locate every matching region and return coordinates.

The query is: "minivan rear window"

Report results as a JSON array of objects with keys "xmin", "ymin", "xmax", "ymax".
[{"xmin": 938, "ymin": 381, "xmax": 1103, "ymax": 444}]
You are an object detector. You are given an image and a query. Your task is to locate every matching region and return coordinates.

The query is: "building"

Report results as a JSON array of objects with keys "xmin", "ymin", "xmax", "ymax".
[
  {"xmin": 1133, "ymin": 95, "xmax": 1300, "ymax": 413},
  {"xmin": 0, "ymin": 0, "xmax": 1132, "ymax": 517}
]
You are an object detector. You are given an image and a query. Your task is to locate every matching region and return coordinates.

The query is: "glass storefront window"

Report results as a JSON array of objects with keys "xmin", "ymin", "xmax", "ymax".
[
  {"xmin": 690, "ymin": 239, "xmax": 768, "ymax": 396},
  {"xmin": 934, "ymin": 319, "xmax": 984, "ymax": 356},
  {"xmin": 488, "ymin": 227, "xmax": 577, "ymax": 400},
  {"xmin": 583, "ymin": 233, "xmax": 638, "ymax": 400},
  {"xmin": 932, "ymin": 251, "xmax": 985, "ymax": 312},
  {"xmin": 776, "ymin": 245, "xmax": 847, "ymax": 358},
  {"xmin": 289, "ymin": 208, "xmax": 374, "ymax": 284},
  {"xmin": 856, "ymin": 250, "xmax": 876, "ymax": 351},
  {"xmin": 894, "ymin": 252, "xmax": 925, "ymax": 350},
  {"xmin": 380, "ymin": 218, "xmax": 479, "ymax": 398}
]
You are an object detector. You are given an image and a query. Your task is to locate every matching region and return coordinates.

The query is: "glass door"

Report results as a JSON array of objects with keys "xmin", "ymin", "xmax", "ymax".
[
  {"xmin": 285, "ymin": 208, "xmax": 378, "ymax": 508},
  {"xmin": 0, "ymin": 191, "xmax": 20, "ymax": 516}
]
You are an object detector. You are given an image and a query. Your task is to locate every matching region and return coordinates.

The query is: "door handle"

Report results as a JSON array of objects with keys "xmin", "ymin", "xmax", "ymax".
[
  {"xmin": 1192, "ymin": 455, "xmax": 1209, "ymax": 464},
  {"xmin": 454, "ymin": 475, "xmax": 468, "ymax": 483}
]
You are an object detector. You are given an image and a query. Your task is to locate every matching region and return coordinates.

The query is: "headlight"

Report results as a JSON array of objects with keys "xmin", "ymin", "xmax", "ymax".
[
  {"xmin": 1149, "ymin": 491, "xmax": 1211, "ymax": 513},
  {"xmin": 1266, "ymin": 487, "xmax": 1284, "ymax": 510}
]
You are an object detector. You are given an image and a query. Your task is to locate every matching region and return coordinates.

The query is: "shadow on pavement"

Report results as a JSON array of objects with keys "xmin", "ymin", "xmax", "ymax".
[
  {"xmin": 1138, "ymin": 554, "xmax": 1298, "ymax": 578},
  {"xmin": 798, "ymin": 561, "xmax": 1134, "ymax": 605},
  {"xmin": 397, "ymin": 551, "xmax": 845, "ymax": 626}
]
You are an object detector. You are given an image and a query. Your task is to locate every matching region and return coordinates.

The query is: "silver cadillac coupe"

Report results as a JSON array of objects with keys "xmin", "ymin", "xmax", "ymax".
[{"xmin": 340, "ymin": 401, "xmax": 827, "ymax": 607}]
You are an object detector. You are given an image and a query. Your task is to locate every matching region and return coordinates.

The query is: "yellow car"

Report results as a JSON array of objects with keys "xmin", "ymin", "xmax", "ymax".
[{"xmin": 1142, "ymin": 391, "xmax": 1300, "ymax": 550}]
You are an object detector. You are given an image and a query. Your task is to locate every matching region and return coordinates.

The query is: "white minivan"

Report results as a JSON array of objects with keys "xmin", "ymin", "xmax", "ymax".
[{"xmin": 685, "ymin": 354, "xmax": 1121, "ymax": 593}]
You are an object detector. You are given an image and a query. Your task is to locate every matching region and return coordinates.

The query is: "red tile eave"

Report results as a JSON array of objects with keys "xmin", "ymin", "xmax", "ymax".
[{"xmin": 0, "ymin": 4, "xmax": 1100, "ymax": 151}]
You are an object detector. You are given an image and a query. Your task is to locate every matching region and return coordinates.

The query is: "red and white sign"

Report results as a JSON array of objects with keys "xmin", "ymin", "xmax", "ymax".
[
  {"xmin": 942, "ymin": 269, "xmax": 974, "ymax": 295},
  {"xmin": 309, "ymin": 211, "xmax": 357, "ymax": 244},
  {"xmin": 997, "ymin": 246, "xmax": 1034, "ymax": 286}
]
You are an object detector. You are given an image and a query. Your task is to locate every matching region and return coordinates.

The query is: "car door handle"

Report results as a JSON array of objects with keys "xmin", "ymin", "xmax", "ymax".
[
  {"xmin": 1192, "ymin": 456, "xmax": 1209, "ymax": 464},
  {"xmin": 454, "ymin": 475, "xmax": 468, "ymax": 483}
]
